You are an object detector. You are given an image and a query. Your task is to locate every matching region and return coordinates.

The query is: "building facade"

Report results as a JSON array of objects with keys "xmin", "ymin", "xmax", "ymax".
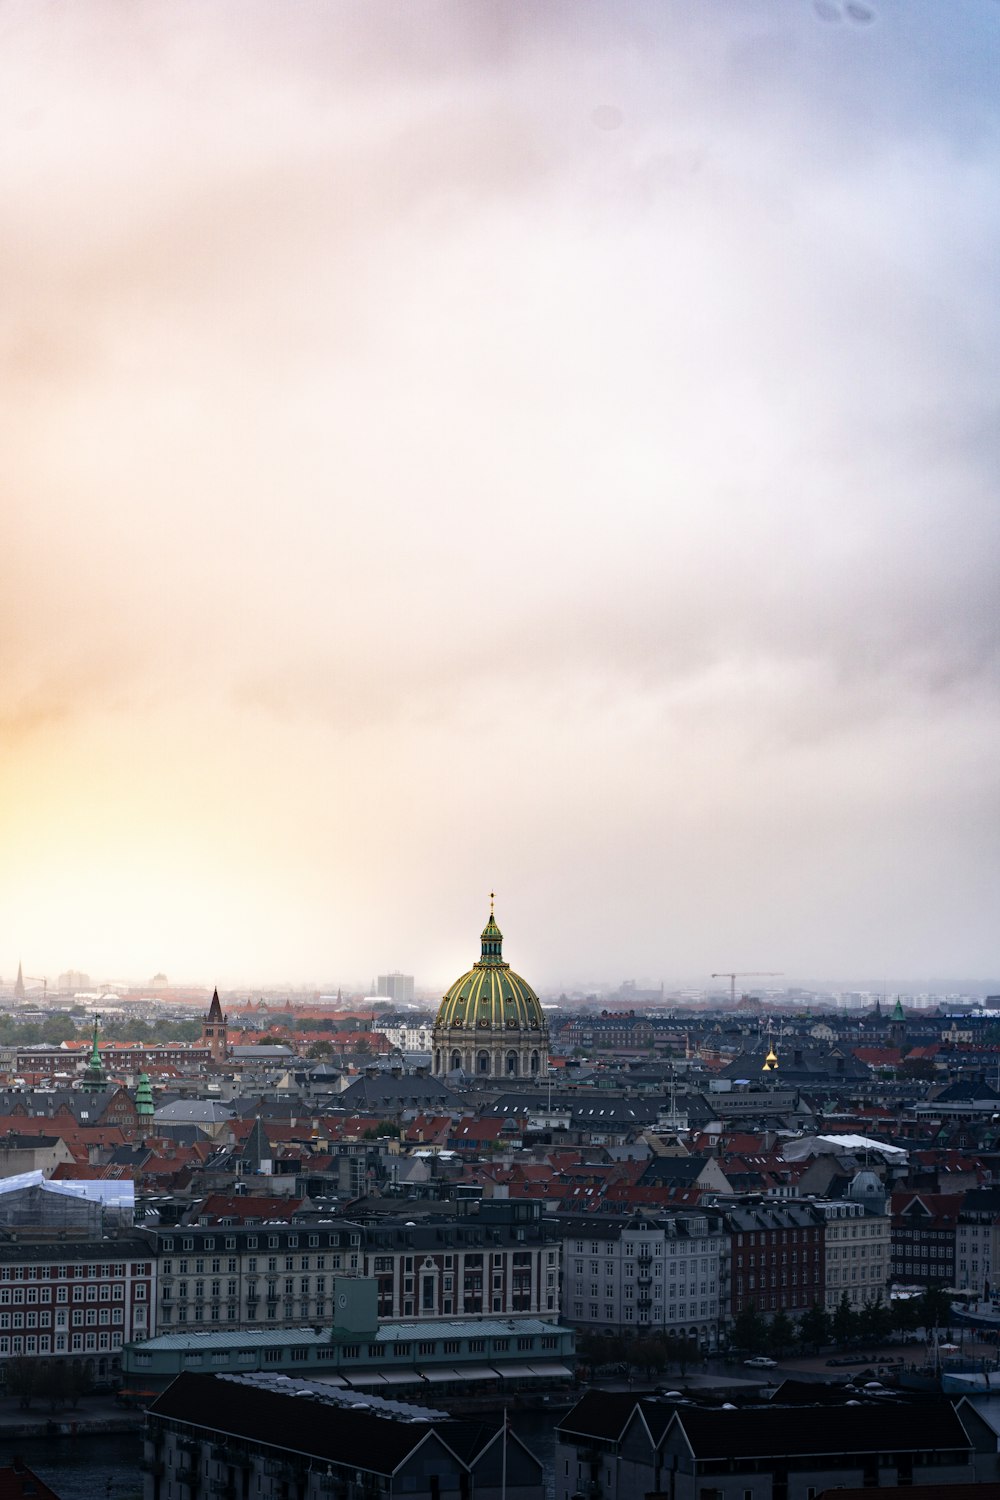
[
  {"xmin": 0, "ymin": 1238, "xmax": 154, "ymax": 1386},
  {"xmin": 146, "ymin": 1203, "xmax": 560, "ymax": 1334},
  {"xmin": 722, "ymin": 1201, "xmax": 825, "ymax": 1321},
  {"xmin": 890, "ymin": 1191, "xmax": 959, "ymax": 1287},
  {"xmin": 125, "ymin": 1312, "xmax": 574, "ymax": 1395},
  {"xmin": 377, "ymin": 973, "xmax": 416, "ymax": 1005},
  {"xmin": 557, "ymin": 1211, "xmax": 725, "ymax": 1349},
  {"xmin": 555, "ymin": 1392, "xmax": 998, "ymax": 1500},
  {"xmin": 811, "ymin": 1194, "xmax": 891, "ymax": 1311}
]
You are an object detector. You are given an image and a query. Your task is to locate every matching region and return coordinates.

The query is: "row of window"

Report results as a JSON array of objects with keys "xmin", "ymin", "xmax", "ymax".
[
  {"xmin": 0, "ymin": 1285, "xmax": 132, "ymax": 1303},
  {"xmin": 0, "ymin": 1263, "xmax": 146, "ymax": 1279},
  {"xmin": 573, "ymin": 1301, "xmax": 713, "ymax": 1321},
  {"xmin": 161, "ymin": 1232, "xmax": 359, "ymax": 1251}
]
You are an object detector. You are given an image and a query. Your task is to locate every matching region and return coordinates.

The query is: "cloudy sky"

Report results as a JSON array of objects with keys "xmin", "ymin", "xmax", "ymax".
[{"xmin": 1, "ymin": 0, "xmax": 997, "ymax": 993}]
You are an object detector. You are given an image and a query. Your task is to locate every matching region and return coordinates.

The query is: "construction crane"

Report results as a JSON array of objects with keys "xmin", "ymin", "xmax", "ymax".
[
  {"xmin": 712, "ymin": 971, "xmax": 783, "ymax": 1007},
  {"xmin": 24, "ymin": 976, "xmax": 48, "ymax": 994}
]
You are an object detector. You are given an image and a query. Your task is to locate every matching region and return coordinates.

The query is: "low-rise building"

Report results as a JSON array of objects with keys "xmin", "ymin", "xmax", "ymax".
[
  {"xmin": 555, "ymin": 1391, "xmax": 1000, "ymax": 1500},
  {"xmin": 124, "ymin": 1308, "xmax": 574, "ymax": 1395},
  {"xmin": 144, "ymin": 1371, "xmax": 545, "ymax": 1500}
]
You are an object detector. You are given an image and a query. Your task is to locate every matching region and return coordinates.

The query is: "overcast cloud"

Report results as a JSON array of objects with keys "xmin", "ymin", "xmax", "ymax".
[{"xmin": 1, "ymin": 0, "xmax": 997, "ymax": 990}]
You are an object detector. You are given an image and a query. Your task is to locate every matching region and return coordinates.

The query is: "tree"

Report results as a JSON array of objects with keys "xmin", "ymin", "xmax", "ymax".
[
  {"xmin": 732, "ymin": 1303, "xmax": 768, "ymax": 1354},
  {"xmin": 859, "ymin": 1294, "xmax": 892, "ymax": 1346},
  {"xmin": 65, "ymin": 1362, "xmax": 93, "ymax": 1408},
  {"xmin": 900, "ymin": 1057, "xmax": 935, "ymax": 1081},
  {"xmin": 891, "ymin": 1295, "xmax": 919, "ymax": 1336},
  {"xmin": 768, "ymin": 1311, "xmax": 797, "ymax": 1356},
  {"xmin": 919, "ymin": 1285, "xmax": 952, "ymax": 1333},
  {"xmin": 832, "ymin": 1291, "xmax": 859, "ymax": 1347},
  {"xmin": 308, "ymin": 1041, "xmax": 333, "ymax": 1058},
  {"xmin": 6, "ymin": 1356, "xmax": 39, "ymax": 1409},
  {"xmin": 799, "ymin": 1302, "xmax": 831, "ymax": 1352}
]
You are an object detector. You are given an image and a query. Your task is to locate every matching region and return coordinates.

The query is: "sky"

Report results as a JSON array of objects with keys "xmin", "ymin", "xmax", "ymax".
[{"xmin": 1, "ymin": 0, "xmax": 998, "ymax": 993}]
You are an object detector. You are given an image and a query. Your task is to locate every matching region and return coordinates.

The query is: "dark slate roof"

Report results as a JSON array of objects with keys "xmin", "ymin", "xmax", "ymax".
[
  {"xmin": 670, "ymin": 1401, "xmax": 970, "ymax": 1460},
  {"xmin": 639, "ymin": 1156, "xmax": 705, "ymax": 1186},
  {"xmin": 934, "ymin": 1081, "xmax": 1000, "ymax": 1103},
  {"xmin": 337, "ymin": 1074, "xmax": 457, "ymax": 1110},
  {"xmin": 558, "ymin": 1390, "xmax": 643, "ymax": 1442},
  {"xmin": 486, "ymin": 1093, "xmax": 662, "ymax": 1125},
  {"xmin": 150, "ymin": 1373, "xmax": 458, "ymax": 1475}
]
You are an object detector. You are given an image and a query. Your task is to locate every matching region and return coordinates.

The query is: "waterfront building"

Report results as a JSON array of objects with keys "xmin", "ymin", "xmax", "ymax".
[
  {"xmin": 721, "ymin": 1200, "xmax": 825, "ymax": 1321},
  {"xmin": 146, "ymin": 1200, "xmax": 560, "ymax": 1333},
  {"xmin": 810, "ymin": 1177, "xmax": 891, "ymax": 1311},
  {"xmin": 0, "ymin": 1236, "xmax": 154, "ymax": 1387},
  {"xmin": 124, "ymin": 1310, "xmax": 575, "ymax": 1395},
  {"xmin": 555, "ymin": 1390, "xmax": 999, "ymax": 1500},
  {"xmin": 556, "ymin": 1211, "xmax": 725, "ymax": 1349},
  {"xmin": 144, "ymin": 1371, "xmax": 545, "ymax": 1500}
]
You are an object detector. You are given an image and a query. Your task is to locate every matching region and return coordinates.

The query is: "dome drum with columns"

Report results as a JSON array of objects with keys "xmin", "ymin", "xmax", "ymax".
[{"xmin": 433, "ymin": 901, "xmax": 549, "ymax": 1079}]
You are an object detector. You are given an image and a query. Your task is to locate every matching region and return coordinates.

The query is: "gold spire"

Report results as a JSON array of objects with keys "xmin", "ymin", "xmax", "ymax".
[{"xmin": 490, "ymin": 890, "xmax": 495, "ymax": 917}]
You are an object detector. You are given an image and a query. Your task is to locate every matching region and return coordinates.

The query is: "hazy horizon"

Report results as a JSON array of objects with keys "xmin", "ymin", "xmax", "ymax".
[{"xmin": 2, "ymin": 2, "xmax": 997, "ymax": 987}]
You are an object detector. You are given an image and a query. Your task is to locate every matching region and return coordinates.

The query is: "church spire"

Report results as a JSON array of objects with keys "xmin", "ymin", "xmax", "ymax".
[
  {"xmin": 14, "ymin": 962, "xmax": 24, "ymax": 1000},
  {"xmin": 479, "ymin": 894, "xmax": 505, "ymax": 966},
  {"xmin": 80, "ymin": 1014, "xmax": 107, "ymax": 1093}
]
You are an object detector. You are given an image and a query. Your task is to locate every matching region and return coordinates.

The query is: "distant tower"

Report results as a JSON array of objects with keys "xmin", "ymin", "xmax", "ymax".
[
  {"xmin": 890, "ymin": 997, "xmax": 906, "ymax": 1048},
  {"xmin": 14, "ymin": 962, "xmax": 24, "ymax": 1000},
  {"xmin": 80, "ymin": 1016, "xmax": 107, "ymax": 1093},
  {"xmin": 203, "ymin": 988, "xmax": 229, "ymax": 1064},
  {"xmin": 135, "ymin": 1072, "xmax": 155, "ymax": 1125}
]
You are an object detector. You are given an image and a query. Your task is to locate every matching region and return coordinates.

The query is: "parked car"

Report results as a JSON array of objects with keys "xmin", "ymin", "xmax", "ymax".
[{"xmin": 744, "ymin": 1356, "xmax": 777, "ymax": 1368}]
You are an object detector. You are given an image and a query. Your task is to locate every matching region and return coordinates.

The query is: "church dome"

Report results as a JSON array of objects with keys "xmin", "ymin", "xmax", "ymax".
[{"xmin": 435, "ymin": 907, "xmax": 545, "ymax": 1035}]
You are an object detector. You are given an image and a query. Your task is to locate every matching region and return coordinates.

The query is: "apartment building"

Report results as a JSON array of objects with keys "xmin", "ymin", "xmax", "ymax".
[
  {"xmin": 147, "ymin": 1201, "xmax": 559, "ymax": 1333},
  {"xmin": 811, "ymin": 1194, "xmax": 891, "ymax": 1310},
  {"xmin": 362, "ymin": 1204, "xmax": 560, "ymax": 1322},
  {"xmin": 556, "ymin": 1211, "xmax": 725, "ymax": 1350},
  {"xmin": 890, "ymin": 1191, "xmax": 960, "ymax": 1286},
  {"xmin": 0, "ymin": 1239, "xmax": 154, "ymax": 1383},
  {"xmin": 721, "ymin": 1200, "xmax": 825, "ymax": 1321},
  {"xmin": 955, "ymin": 1186, "xmax": 1000, "ymax": 1296},
  {"xmin": 148, "ymin": 1220, "xmax": 364, "ymax": 1333}
]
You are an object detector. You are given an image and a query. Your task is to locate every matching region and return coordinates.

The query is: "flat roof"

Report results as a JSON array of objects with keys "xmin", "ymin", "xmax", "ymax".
[{"xmin": 136, "ymin": 1317, "xmax": 567, "ymax": 1353}]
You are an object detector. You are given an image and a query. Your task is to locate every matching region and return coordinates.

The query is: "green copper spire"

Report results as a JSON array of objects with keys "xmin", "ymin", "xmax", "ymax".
[
  {"xmin": 892, "ymin": 997, "xmax": 905, "ymax": 1022},
  {"xmin": 80, "ymin": 1014, "xmax": 107, "ymax": 1093},
  {"xmin": 135, "ymin": 1072, "xmax": 154, "ymax": 1119},
  {"xmin": 479, "ymin": 893, "xmax": 506, "ymax": 967}
]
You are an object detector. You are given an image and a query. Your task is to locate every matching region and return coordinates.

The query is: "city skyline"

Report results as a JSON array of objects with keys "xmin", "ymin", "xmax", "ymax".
[{"xmin": 2, "ymin": 2, "xmax": 997, "ymax": 986}]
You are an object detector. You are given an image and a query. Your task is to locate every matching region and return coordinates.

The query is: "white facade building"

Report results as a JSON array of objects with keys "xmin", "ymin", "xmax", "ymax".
[{"xmin": 558, "ymin": 1212, "xmax": 725, "ymax": 1349}]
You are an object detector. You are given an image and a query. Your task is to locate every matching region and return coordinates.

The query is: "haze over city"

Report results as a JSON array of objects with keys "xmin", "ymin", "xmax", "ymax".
[{"xmin": 2, "ymin": 0, "xmax": 997, "ymax": 991}]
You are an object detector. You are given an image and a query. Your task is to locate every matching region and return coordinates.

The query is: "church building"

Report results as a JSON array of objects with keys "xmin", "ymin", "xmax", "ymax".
[
  {"xmin": 202, "ymin": 988, "xmax": 229, "ymax": 1064},
  {"xmin": 432, "ymin": 902, "xmax": 549, "ymax": 1079}
]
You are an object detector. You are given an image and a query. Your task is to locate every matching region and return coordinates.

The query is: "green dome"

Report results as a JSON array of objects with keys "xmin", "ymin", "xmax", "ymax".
[{"xmin": 436, "ymin": 907, "xmax": 545, "ymax": 1034}]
